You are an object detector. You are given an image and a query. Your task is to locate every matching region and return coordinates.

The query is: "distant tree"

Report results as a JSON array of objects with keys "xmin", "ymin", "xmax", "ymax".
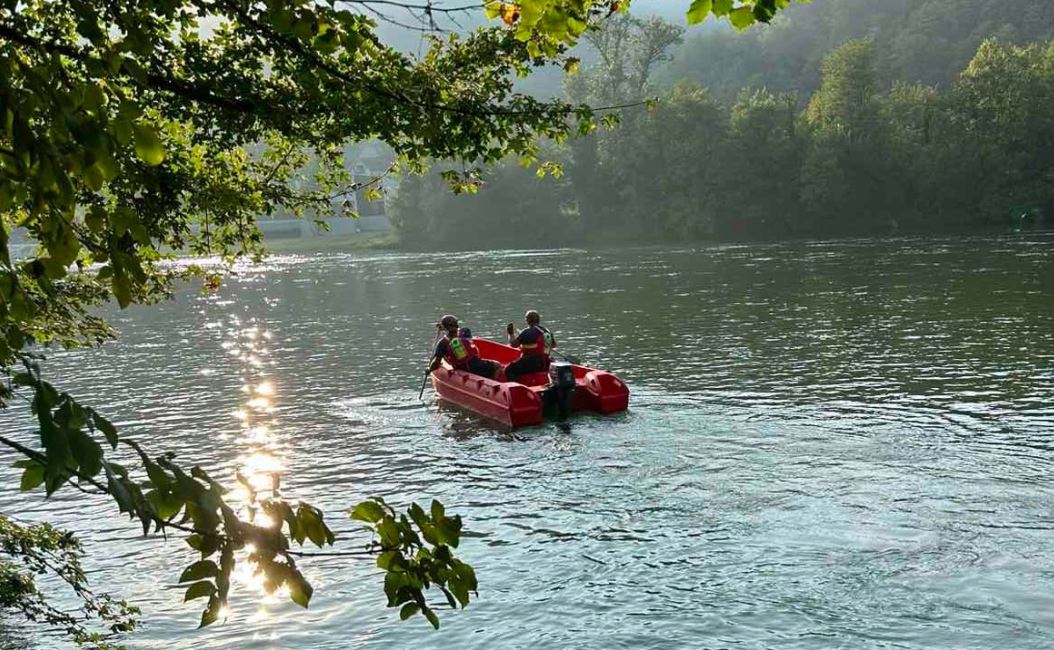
[
  {"xmin": 725, "ymin": 89, "xmax": 804, "ymax": 237},
  {"xmin": 946, "ymin": 39, "xmax": 1054, "ymax": 220},
  {"xmin": 392, "ymin": 153, "xmax": 576, "ymax": 250},
  {"xmin": 565, "ymin": 15, "xmax": 685, "ymax": 235},
  {"xmin": 801, "ymin": 39, "xmax": 902, "ymax": 234},
  {"xmin": 600, "ymin": 82, "xmax": 728, "ymax": 240},
  {"xmin": 881, "ymin": 82, "xmax": 943, "ymax": 226},
  {"xmin": 805, "ymin": 39, "xmax": 880, "ymax": 141}
]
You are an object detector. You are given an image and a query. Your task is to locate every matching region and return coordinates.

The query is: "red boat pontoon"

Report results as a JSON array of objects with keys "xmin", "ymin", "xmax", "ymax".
[{"xmin": 429, "ymin": 338, "xmax": 629, "ymax": 427}]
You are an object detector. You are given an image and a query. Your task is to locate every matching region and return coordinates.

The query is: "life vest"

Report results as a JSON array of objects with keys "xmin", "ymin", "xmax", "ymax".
[
  {"xmin": 519, "ymin": 325, "xmax": 553, "ymax": 359},
  {"xmin": 444, "ymin": 333, "xmax": 478, "ymax": 369}
]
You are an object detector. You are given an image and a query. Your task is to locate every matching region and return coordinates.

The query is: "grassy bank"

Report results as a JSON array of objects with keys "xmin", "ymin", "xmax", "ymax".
[{"xmin": 262, "ymin": 231, "xmax": 400, "ymax": 254}]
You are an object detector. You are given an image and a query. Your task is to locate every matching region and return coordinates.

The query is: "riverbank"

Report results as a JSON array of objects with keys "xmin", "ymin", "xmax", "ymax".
[{"xmin": 262, "ymin": 231, "xmax": 399, "ymax": 254}]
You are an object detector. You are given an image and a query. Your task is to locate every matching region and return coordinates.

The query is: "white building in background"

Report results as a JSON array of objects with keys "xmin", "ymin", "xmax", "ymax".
[{"xmin": 257, "ymin": 160, "xmax": 394, "ymax": 240}]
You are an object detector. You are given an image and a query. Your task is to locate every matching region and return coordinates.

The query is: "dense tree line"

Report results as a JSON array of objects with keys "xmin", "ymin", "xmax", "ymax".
[
  {"xmin": 664, "ymin": 0, "xmax": 1054, "ymax": 101},
  {"xmin": 393, "ymin": 18, "xmax": 1054, "ymax": 249}
]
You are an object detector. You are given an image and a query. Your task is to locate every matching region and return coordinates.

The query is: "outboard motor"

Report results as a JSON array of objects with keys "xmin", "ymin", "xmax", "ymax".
[{"xmin": 545, "ymin": 362, "xmax": 576, "ymax": 418}]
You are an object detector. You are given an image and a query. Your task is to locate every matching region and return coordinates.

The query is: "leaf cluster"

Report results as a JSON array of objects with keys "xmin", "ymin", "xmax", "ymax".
[
  {"xmin": 352, "ymin": 497, "xmax": 477, "ymax": 629},
  {"xmin": 0, "ymin": 514, "xmax": 139, "ymax": 648}
]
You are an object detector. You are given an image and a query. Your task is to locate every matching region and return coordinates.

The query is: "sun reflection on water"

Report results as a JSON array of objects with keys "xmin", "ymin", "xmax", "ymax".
[
  {"xmin": 215, "ymin": 315, "xmax": 293, "ymax": 606},
  {"xmin": 255, "ymin": 381, "xmax": 275, "ymax": 396}
]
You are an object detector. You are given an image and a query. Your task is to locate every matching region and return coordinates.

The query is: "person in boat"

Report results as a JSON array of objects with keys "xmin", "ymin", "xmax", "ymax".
[
  {"xmin": 504, "ymin": 309, "xmax": 556, "ymax": 381},
  {"xmin": 429, "ymin": 315, "xmax": 499, "ymax": 379}
]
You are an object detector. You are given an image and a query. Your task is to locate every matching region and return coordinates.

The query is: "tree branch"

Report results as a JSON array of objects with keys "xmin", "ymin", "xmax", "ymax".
[
  {"xmin": 340, "ymin": 0, "xmax": 486, "ymax": 13},
  {"xmin": 0, "ymin": 24, "xmax": 261, "ymax": 115}
]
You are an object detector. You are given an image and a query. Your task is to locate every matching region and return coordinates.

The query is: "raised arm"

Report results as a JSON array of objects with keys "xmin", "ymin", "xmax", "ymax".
[{"xmin": 506, "ymin": 322, "xmax": 522, "ymax": 347}]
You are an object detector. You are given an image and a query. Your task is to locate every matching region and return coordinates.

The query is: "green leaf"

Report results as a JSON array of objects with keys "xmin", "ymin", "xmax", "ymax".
[
  {"xmin": 298, "ymin": 505, "xmax": 329, "ymax": 547},
  {"xmin": 96, "ymin": 155, "xmax": 120, "ymax": 182},
  {"xmin": 430, "ymin": 499, "xmax": 445, "ymax": 522},
  {"xmin": 288, "ymin": 573, "xmax": 313, "ymax": 608},
  {"xmin": 713, "ymin": 0, "xmax": 733, "ymax": 16},
  {"xmin": 217, "ymin": 543, "xmax": 234, "ymax": 600},
  {"xmin": 292, "ymin": 17, "xmax": 314, "ymax": 40},
  {"xmin": 384, "ymin": 571, "xmax": 410, "ymax": 606},
  {"xmin": 183, "ymin": 580, "xmax": 216, "ymax": 602},
  {"xmin": 377, "ymin": 516, "xmax": 401, "ymax": 547},
  {"xmin": 92, "ymin": 411, "xmax": 118, "ymax": 449},
  {"xmin": 456, "ymin": 561, "xmax": 477, "ymax": 587},
  {"xmin": 686, "ymin": 0, "xmax": 713, "ymax": 24},
  {"xmin": 436, "ymin": 515, "xmax": 462, "ymax": 547},
  {"xmin": 440, "ymin": 586, "xmax": 458, "ymax": 609},
  {"xmin": 376, "ymin": 550, "xmax": 401, "ymax": 570},
  {"xmin": 409, "ymin": 502, "xmax": 438, "ymax": 546},
  {"xmin": 55, "ymin": 399, "xmax": 88, "ymax": 430},
  {"xmin": 132, "ymin": 123, "xmax": 165, "ymax": 166},
  {"xmin": 112, "ymin": 272, "xmax": 132, "ymax": 308},
  {"xmin": 729, "ymin": 6, "xmax": 756, "ymax": 29},
  {"xmin": 179, "ymin": 560, "xmax": 218, "ymax": 583},
  {"xmin": 449, "ymin": 579, "xmax": 470, "ymax": 609},
  {"xmin": 146, "ymin": 488, "xmax": 183, "ymax": 520},
  {"xmin": 40, "ymin": 422, "xmax": 71, "ymax": 496},
  {"xmin": 20, "ymin": 462, "xmax": 44, "ymax": 491},
  {"xmin": 113, "ymin": 118, "xmax": 133, "ymax": 146},
  {"xmin": 85, "ymin": 206, "xmax": 107, "ymax": 234},
  {"xmin": 199, "ymin": 594, "xmax": 222, "ymax": 628},
  {"xmin": 422, "ymin": 605, "xmax": 440, "ymax": 630},
  {"xmin": 399, "ymin": 602, "xmax": 420, "ymax": 621},
  {"xmin": 111, "ymin": 207, "xmax": 137, "ymax": 237},
  {"xmin": 350, "ymin": 500, "xmax": 385, "ymax": 523},
  {"xmin": 105, "ymin": 463, "xmax": 135, "ymax": 515},
  {"xmin": 83, "ymin": 164, "xmax": 104, "ymax": 191},
  {"xmin": 68, "ymin": 429, "xmax": 103, "ymax": 477}
]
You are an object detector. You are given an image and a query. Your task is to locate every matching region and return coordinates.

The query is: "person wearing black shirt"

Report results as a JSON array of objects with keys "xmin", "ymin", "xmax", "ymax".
[{"xmin": 504, "ymin": 309, "xmax": 556, "ymax": 382}]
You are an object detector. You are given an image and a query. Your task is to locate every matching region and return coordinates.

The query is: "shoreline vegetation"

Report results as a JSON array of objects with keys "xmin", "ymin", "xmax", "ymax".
[
  {"xmin": 262, "ymin": 231, "xmax": 400, "ymax": 254},
  {"xmin": 258, "ymin": 222, "xmax": 1054, "ymax": 257}
]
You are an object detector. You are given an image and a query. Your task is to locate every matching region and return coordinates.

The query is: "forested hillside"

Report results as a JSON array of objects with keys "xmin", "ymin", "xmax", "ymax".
[
  {"xmin": 392, "ymin": 0, "xmax": 1054, "ymax": 250},
  {"xmin": 667, "ymin": 0, "xmax": 1054, "ymax": 100}
]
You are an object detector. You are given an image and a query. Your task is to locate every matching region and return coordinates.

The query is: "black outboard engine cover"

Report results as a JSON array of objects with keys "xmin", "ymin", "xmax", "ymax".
[
  {"xmin": 546, "ymin": 362, "xmax": 576, "ymax": 418},
  {"xmin": 549, "ymin": 362, "xmax": 575, "ymax": 389}
]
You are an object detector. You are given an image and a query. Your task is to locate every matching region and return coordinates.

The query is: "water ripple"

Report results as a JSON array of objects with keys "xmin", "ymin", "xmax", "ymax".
[{"xmin": 2, "ymin": 234, "xmax": 1054, "ymax": 648}]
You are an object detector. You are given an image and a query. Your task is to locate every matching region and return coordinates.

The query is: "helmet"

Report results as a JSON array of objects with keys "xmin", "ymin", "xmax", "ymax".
[
  {"xmin": 439, "ymin": 314, "xmax": 459, "ymax": 329},
  {"xmin": 525, "ymin": 310, "xmax": 541, "ymax": 325}
]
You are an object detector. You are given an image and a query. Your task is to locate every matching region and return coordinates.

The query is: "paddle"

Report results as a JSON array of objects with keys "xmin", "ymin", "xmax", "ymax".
[
  {"xmin": 418, "ymin": 327, "xmax": 441, "ymax": 400},
  {"xmin": 552, "ymin": 350, "xmax": 582, "ymax": 365}
]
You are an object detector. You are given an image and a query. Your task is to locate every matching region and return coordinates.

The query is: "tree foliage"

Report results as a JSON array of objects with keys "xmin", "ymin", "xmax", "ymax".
[{"xmin": 0, "ymin": 514, "xmax": 138, "ymax": 649}]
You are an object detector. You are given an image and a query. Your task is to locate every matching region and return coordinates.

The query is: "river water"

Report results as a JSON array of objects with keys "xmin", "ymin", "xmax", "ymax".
[{"xmin": 3, "ymin": 235, "xmax": 1054, "ymax": 649}]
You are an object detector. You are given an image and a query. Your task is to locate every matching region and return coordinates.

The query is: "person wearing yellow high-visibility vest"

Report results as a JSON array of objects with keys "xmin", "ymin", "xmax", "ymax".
[
  {"xmin": 504, "ymin": 310, "xmax": 557, "ymax": 382},
  {"xmin": 429, "ymin": 314, "xmax": 499, "ymax": 378}
]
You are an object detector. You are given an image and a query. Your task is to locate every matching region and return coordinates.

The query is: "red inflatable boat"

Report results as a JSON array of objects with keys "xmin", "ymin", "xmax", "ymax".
[{"xmin": 429, "ymin": 338, "xmax": 629, "ymax": 427}]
